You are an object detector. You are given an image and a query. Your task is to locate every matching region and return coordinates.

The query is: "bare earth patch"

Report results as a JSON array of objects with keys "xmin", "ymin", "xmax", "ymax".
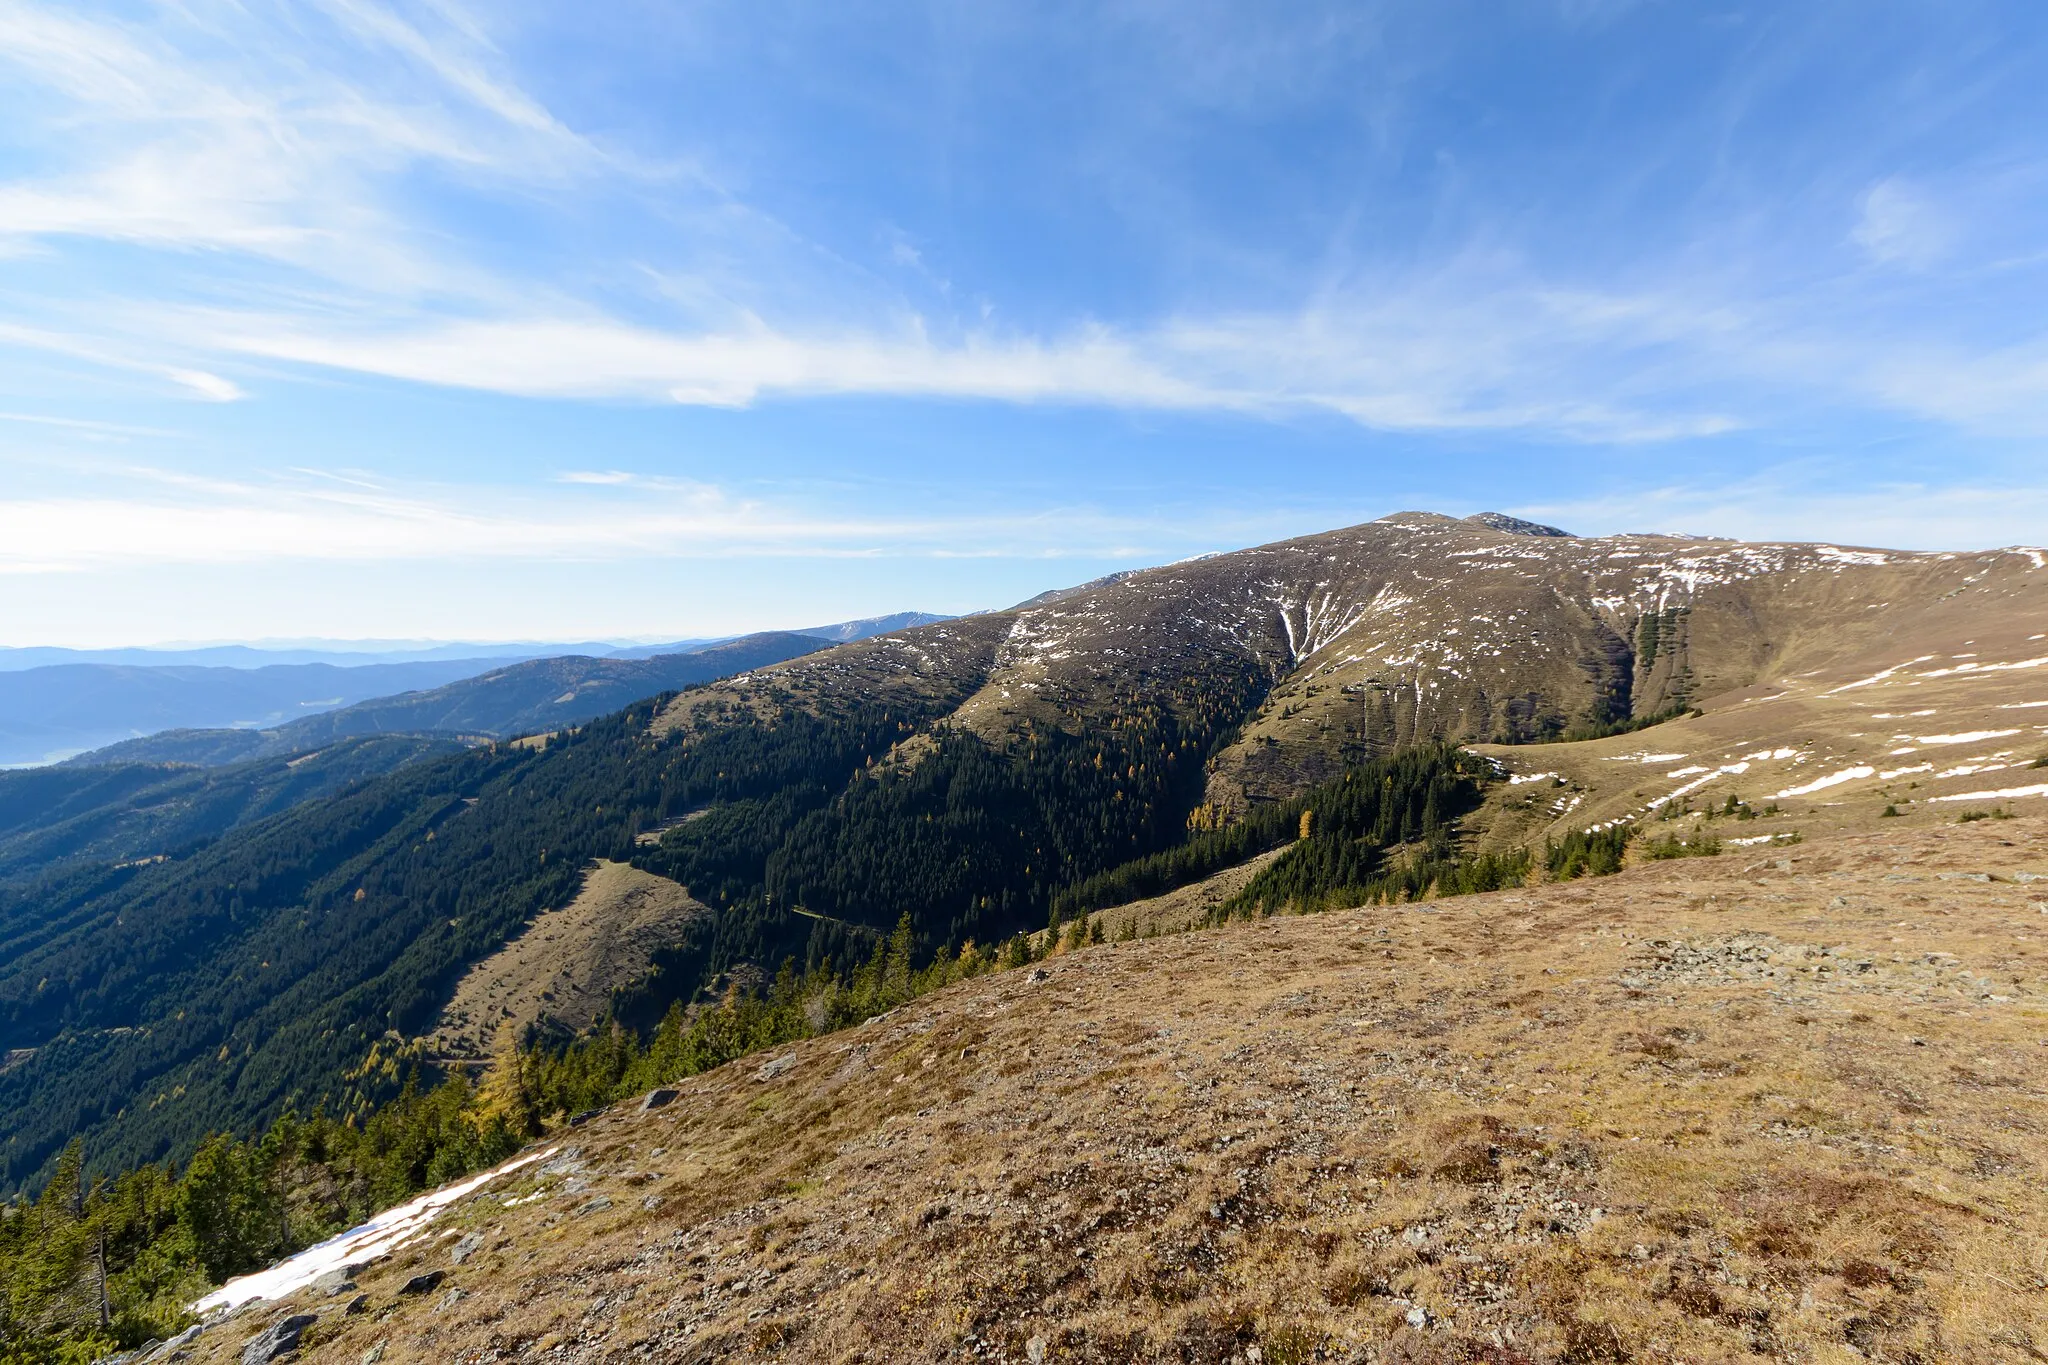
[{"xmin": 201, "ymin": 816, "xmax": 2048, "ymax": 1364}]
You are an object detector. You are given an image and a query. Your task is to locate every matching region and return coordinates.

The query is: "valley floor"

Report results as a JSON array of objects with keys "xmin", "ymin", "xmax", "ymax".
[{"xmin": 184, "ymin": 817, "xmax": 2048, "ymax": 1364}]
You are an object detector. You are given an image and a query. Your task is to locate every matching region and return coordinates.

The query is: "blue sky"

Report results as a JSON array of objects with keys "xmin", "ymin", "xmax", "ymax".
[{"xmin": 2, "ymin": 0, "xmax": 2046, "ymax": 646}]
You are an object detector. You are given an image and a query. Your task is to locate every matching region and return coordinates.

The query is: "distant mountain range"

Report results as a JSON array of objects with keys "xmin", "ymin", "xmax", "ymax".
[
  {"xmin": 0, "ymin": 612, "xmax": 949, "ymax": 767},
  {"xmin": 68, "ymin": 631, "xmax": 836, "ymax": 767}
]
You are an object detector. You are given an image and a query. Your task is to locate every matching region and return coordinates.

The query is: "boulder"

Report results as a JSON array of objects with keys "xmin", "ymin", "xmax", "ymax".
[{"xmin": 239, "ymin": 1314, "xmax": 316, "ymax": 1365}]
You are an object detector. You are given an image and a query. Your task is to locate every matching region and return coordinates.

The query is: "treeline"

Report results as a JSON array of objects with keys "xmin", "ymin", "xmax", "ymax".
[
  {"xmin": 521, "ymin": 913, "xmax": 1021, "ymax": 1116},
  {"xmin": 1050, "ymin": 792, "xmax": 1306, "ymax": 919},
  {"xmin": 1224, "ymin": 745, "xmax": 1529, "ymax": 914},
  {"xmin": 0, "ymin": 1080, "xmax": 525, "ymax": 1360},
  {"xmin": 0, "ymin": 917, "xmax": 1038, "ymax": 1361},
  {"xmin": 1501, "ymin": 706, "xmax": 1696, "ymax": 747}
]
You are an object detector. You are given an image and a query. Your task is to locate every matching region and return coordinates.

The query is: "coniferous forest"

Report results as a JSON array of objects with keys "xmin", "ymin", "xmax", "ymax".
[{"xmin": 0, "ymin": 658, "xmax": 1267, "ymax": 1200}]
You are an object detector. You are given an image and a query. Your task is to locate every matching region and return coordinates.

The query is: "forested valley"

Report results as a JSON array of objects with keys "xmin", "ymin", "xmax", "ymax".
[{"xmin": 2, "ymin": 651, "xmax": 1269, "ymax": 1197}]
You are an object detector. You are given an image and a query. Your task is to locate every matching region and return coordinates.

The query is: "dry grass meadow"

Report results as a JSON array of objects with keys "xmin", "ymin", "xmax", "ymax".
[{"xmin": 187, "ymin": 813, "xmax": 2048, "ymax": 1365}]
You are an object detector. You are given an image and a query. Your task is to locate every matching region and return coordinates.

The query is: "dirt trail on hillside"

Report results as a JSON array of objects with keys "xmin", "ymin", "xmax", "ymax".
[{"xmin": 210, "ymin": 819, "xmax": 2048, "ymax": 1364}]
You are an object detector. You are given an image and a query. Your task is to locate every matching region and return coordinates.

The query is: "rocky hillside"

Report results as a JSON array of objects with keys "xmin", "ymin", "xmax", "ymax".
[
  {"xmin": 171, "ymin": 814, "xmax": 2048, "ymax": 1364},
  {"xmin": 661, "ymin": 510, "xmax": 2046, "ymax": 818}
]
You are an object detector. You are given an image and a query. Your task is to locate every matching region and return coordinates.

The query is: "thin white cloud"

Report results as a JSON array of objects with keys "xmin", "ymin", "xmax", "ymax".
[
  {"xmin": 1518, "ymin": 477, "xmax": 2048, "ymax": 553},
  {"xmin": 0, "ymin": 322, "xmax": 247, "ymax": 402},
  {"xmin": 0, "ymin": 470, "xmax": 1229, "ymax": 571},
  {"xmin": 167, "ymin": 368, "xmax": 246, "ymax": 402},
  {"xmin": 1852, "ymin": 178, "xmax": 1951, "ymax": 268}
]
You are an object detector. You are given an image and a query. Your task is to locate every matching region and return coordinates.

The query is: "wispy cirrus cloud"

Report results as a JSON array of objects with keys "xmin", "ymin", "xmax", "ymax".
[
  {"xmin": 195, "ymin": 275, "xmax": 1753, "ymax": 441},
  {"xmin": 4, "ymin": 0, "xmax": 2048, "ymax": 451}
]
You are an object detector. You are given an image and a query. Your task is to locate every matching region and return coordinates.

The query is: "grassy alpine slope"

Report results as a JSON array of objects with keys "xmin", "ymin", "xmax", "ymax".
[{"xmin": 169, "ymin": 813, "xmax": 2048, "ymax": 1365}]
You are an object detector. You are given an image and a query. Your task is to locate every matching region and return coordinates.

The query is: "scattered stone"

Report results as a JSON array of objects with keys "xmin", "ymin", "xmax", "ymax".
[
  {"xmin": 449, "ymin": 1232, "xmax": 485, "ymax": 1265},
  {"xmin": 344, "ymin": 1294, "xmax": 369, "ymax": 1316},
  {"xmin": 397, "ymin": 1270, "xmax": 445, "ymax": 1296},
  {"xmin": 754, "ymin": 1055, "xmax": 796, "ymax": 1082},
  {"xmin": 568, "ymin": 1108, "xmax": 602, "ymax": 1127},
  {"xmin": 537, "ymin": 1149, "xmax": 584, "ymax": 1176},
  {"xmin": 1026, "ymin": 1335, "xmax": 1048, "ymax": 1363},
  {"xmin": 239, "ymin": 1313, "xmax": 316, "ymax": 1365},
  {"xmin": 156, "ymin": 1323, "xmax": 204, "ymax": 1357},
  {"xmin": 435, "ymin": 1287, "xmax": 469, "ymax": 1312},
  {"xmin": 1028, "ymin": 968, "xmax": 1051, "ymax": 983},
  {"xmin": 1405, "ymin": 1306, "xmax": 1431, "ymax": 1329},
  {"xmin": 640, "ymin": 1087, "xmax": 679, "ymax": 1111},
  {"xmin": 360, "ymin": 1344, "xmax": 386, "ymax": 1365},
  {"xmin": 576, "ymin": 1195, "xmax": 613, "ymax": 1216},
  {"xmin": 310, "ymin": 1265, "xmax": 361, "ymax": 1296}
]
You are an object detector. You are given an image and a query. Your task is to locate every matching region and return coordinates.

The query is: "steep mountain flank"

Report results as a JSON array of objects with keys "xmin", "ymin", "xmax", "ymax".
[
  {"xmin": 666, "ymin": 513, "xmax": 2046, "ymax": 815},
  {"xmin": 0, "ymin": 736, "xmax": 461, "ymax": 883}
]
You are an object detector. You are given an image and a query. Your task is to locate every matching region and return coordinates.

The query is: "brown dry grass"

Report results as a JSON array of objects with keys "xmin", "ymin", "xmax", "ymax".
[
  {"xmin": 425, "ymin": 860, "xmax": 707, "ymax": 1063},
  {"xmin": 192, "ymin": 815, "xmax": 2048, "ymax": 1365}
]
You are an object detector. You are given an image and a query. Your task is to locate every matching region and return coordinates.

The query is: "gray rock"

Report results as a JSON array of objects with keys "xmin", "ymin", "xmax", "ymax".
[
  {"xmin": 360, "ymin": 1344, "xmax": 386, "ymax": 1365},
  {"xmin": 640, "ymin": 1087, "xmax": 679, "ymax": 1111},
  {"xmin": 344, "ymin": 1294, "xmax": 369, "ymax": 1315},
  {"xmin": 448, "ymin": 1232, "xmax": 485, "ymax": 1265},
  {"xmin": 139, "ymin": 1324, "xmax": 202, "ymax": 1362},
  {"xmin": 576, "ymin": 1195, "xmax": 613, "ymax": 1216},
  {"xmin": 148, "ymin": 1325, "xmax": 204, "ymax": 1360},
  {"xmin": 753, "ymin": 1055, "xmax": 795, "ymax": 1083},
  {"xmin": 397, "ymin": 1270, "xmax": 445, "ymax": 1296},
  {"xmin": 537, "ymin": 1149, "xmax": 584, "ymax": 1176},
  {"xmin": 239, "ymin": 1313, "xmax": 316, "ymax": 1364},
  {"xmin": 309, "ymin": 1267, "xmax": 353, "ymax": 1296}
]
